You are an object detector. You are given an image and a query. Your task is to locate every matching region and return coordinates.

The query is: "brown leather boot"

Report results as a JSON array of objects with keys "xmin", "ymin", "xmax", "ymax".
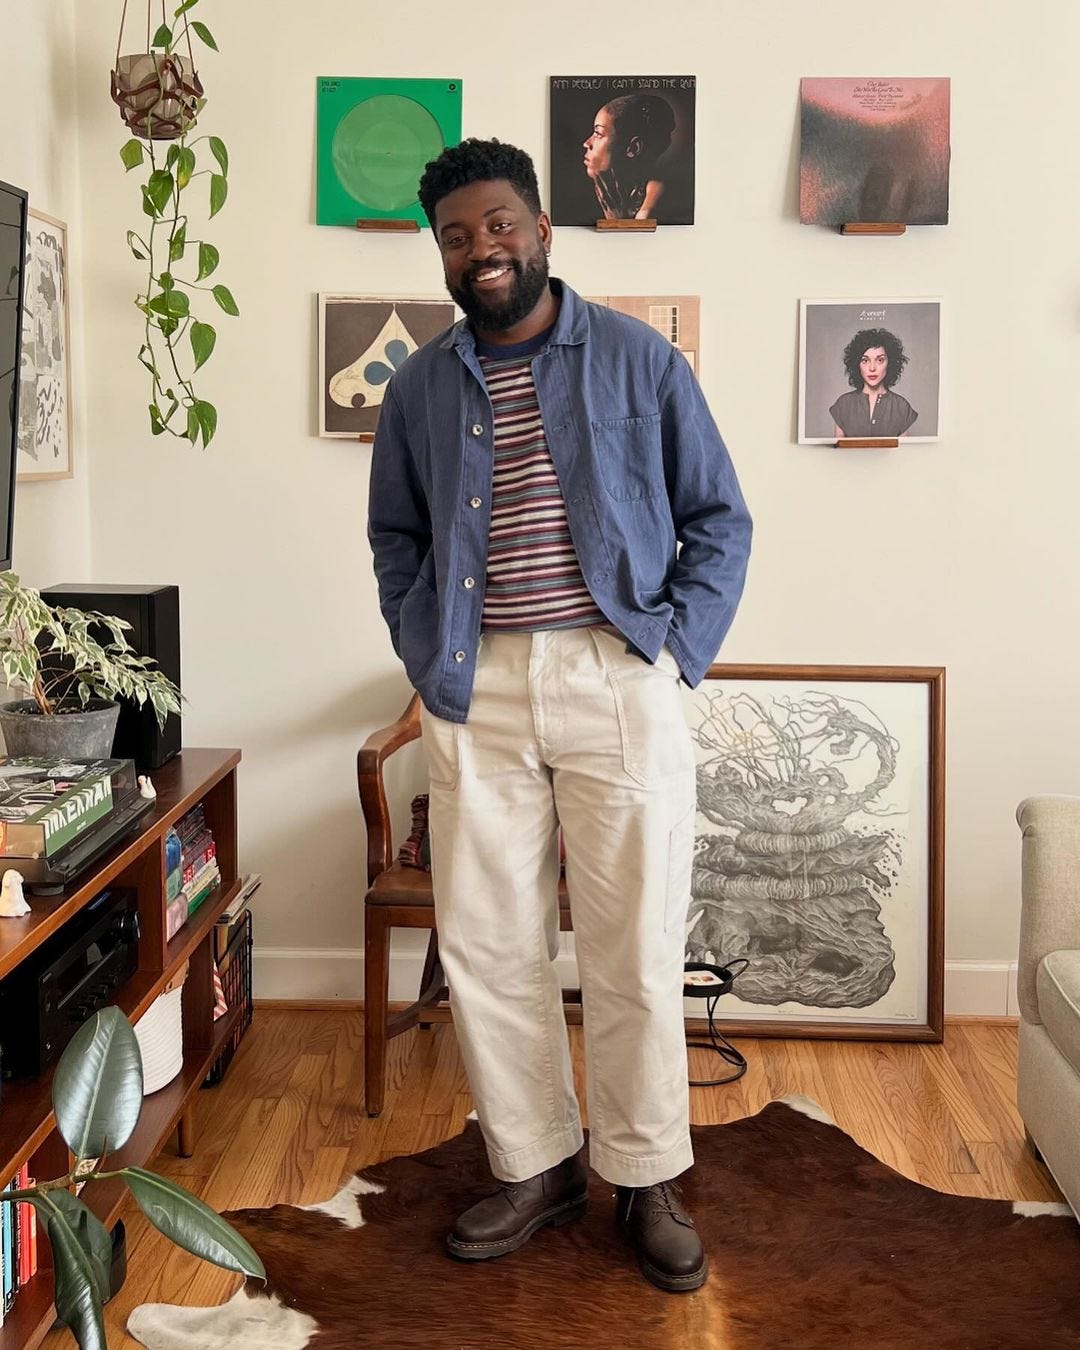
[
  {"xmin": 446, "ymin": 1149, "xmax": 588, "ymax": 1260},
  {"xmin": 615, "ymin": 1179, "xmax": 708, "ymax": 1292}
]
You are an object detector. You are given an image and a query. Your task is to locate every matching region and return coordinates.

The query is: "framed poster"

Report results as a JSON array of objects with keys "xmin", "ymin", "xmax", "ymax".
[
  {"xmin": 18, "ymin": 208, "xmax": 72, "ymax": 481},
  {"xmin": 800, "ymin": 77, "xmax": 951, "ymax": 226},
  {"xmin": 549, "ymin": 76, "xmax": 696, "ymax": 226},
  {"xmin": 799, "ymin": 298, "xmax": 942, "ymax": 444},
  {"xmin": 315, "ymin": 77, "xmax": 462, "ymax": 228},
  {"xmin": 682, "ymin": 664, "xmax": 945, "ymax": 1040},
  {"xmin": 318, "ymin": 294, "xmax": 455, "ymax": 439},
  {"xmin": 587, "ymin": 294, "xmax": 699, "ymax": 374}
]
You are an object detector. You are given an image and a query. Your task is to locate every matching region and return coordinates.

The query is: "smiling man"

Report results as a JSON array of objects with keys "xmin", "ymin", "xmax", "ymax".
[{"xmin": 367, "ymin": 138, "xmax": 752, "ymax": 1294}]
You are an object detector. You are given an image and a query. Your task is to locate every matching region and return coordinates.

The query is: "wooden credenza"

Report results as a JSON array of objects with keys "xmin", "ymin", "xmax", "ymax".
[{"xmin": 0, "ymin": 748, "xmax": 242, "ymax": 1349}]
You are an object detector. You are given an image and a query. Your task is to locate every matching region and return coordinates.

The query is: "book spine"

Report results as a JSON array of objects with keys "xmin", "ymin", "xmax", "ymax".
[
  {"xmin": 180, "ymin": 825, "xmax": 212, "ymax": 857},
  {"xmin": 183, "ymin": 858, "xmax": 220, "ymax": 901},
  {"xmin": 166, "ymin": 893, "xmax": 187, "ymax": 941},
  {"xmin": 26, "ymin": 1177, "xmax": 36, "ymax": 1278},
  {"xmin": 185, "ymin": 866, "xmax": 221, "ymax": 918},
  {"xmin": 182, "ymin": 840, "xmax": 216, "ymax": 886},
  {"xmin": 17, "ymin": 1165, "xmax": 30, "ymax": 1288},
  {"xmin": 2, "ymin": 1175, "xmax": 13, "ymax": 1313},
  {"xmin": 177, "ymin": 805, "xmax": 206, "ymax": 841}
]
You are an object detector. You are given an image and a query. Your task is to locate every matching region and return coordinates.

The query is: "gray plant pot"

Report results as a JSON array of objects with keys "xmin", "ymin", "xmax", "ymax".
[{"xmin": 0, "ymin": 700, "xmax": 121, "ymax": 759}]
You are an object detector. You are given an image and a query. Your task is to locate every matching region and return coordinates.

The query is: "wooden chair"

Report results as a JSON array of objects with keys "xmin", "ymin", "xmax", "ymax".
[{"xmin": 358, "ymin": 694, "xmax": 581, "ymax": 1117}]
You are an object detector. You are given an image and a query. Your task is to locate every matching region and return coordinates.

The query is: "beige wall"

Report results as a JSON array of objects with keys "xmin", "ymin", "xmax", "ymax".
[
  {"xmin": 4, "ymin": 0, "xmax": 1071, "ymax": 1008},
  {"xmin": 0, "ymin": 0, "xmax": 91, "ymax": 582}
]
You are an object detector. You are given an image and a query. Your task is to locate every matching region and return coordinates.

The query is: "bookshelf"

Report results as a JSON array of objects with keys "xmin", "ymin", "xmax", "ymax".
[{"xmin": 0, "ymin": 748, "xmax": 241, "ymax": 1349}]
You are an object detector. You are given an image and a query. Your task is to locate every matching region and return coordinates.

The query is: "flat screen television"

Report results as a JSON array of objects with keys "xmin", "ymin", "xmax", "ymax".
[{"xmin": 0, "ymin": 179, "xmax": 26, "ymax": 574}]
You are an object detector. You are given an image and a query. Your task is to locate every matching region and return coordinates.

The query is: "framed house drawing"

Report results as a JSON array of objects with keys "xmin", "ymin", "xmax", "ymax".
[
  {"xmin": 587, "ymin": 294, "xmax": 700, "ymax": 374},
  {"xmin": 681, "ymin": 664, "xmax": 945, "ymax": 1040},
  {"xmin": 18, "ymin": 208, "xmax": 72, "ymax": 481}
]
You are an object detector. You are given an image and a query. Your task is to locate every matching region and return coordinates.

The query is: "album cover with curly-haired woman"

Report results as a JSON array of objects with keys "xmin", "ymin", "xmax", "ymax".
[{"xmin": 798, "ymin": 299, "xmax": 942, "ymax": 444}]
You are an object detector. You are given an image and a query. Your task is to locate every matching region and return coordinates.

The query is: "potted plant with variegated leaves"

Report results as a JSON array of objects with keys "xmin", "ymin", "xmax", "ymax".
[{"xmin": 0, "ymin": 571, "xmax": 182, "ymax": 759}]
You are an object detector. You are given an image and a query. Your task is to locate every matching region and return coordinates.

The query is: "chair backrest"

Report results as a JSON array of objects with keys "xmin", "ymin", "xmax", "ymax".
[{"xmin": 358, "ymin": 694, "xmax": 422, "ymax": 886}]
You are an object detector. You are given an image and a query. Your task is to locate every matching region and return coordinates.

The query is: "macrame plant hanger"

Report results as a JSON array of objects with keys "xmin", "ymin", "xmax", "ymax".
[{"xmin": 110, "ymin": 0, "xmax": 204, "ymax": 141}]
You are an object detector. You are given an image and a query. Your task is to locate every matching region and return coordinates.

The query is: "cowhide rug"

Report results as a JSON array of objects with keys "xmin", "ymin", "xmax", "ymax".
[{"xmin": 129, "ymin": 1097, "xmax": 1080, "ymax": 1349}]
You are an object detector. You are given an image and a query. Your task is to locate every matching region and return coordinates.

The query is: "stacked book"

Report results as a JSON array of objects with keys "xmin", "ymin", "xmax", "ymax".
[
  {"xmin": 165, "ymin": 803, "xmax": 220, "ymax": 941},
  {"xmin": 0, "ymin": 1164, "xmax": 38, "ymax": 1326}
]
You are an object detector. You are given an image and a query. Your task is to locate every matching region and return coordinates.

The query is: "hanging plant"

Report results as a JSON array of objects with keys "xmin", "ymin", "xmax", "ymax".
[{"xmin": 112, "ymin": 1, "xmax": 237, "ymax": 448}]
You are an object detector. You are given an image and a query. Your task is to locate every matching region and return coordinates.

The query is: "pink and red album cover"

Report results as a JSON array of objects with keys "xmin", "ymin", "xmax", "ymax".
[{"xmin": 800, "ymin": 78, "xmax": 950, "ymax": 226}]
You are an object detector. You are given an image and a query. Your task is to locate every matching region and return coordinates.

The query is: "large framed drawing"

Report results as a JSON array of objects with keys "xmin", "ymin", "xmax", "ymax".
[
  {"xmin": 683, "ymin": 664, "xmax": 944, "ymax": 1040},
  {"xmin": 318, "ymin": 294, "xmax": 455, "ymax": 440},
  {"xmin": 18, "ymin": 209, "xmax": 72, "ymax": 481}
]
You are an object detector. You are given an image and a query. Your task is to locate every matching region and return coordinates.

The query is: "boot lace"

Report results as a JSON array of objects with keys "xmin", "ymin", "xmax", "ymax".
[{"xmin": 626, "ymin": 1179, "xmax": 689, "ymax": 1224}]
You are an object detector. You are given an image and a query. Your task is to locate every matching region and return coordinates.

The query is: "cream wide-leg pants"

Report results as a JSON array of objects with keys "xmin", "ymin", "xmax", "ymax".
[{"xmin": 419, "ymin": 625, "xmax": 696, "ymax": 1188}]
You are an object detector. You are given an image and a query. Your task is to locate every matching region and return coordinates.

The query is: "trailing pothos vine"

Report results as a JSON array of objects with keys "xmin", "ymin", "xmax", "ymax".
[{"xmin": 118, "ymin": 1, "xmax": 237, "ymax": 447}]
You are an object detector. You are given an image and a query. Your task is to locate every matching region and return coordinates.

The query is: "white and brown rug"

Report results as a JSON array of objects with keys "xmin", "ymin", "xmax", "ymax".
[{"xmin": 129, "ymin": 1097, "xmax": 1080, "ymax": 1349}]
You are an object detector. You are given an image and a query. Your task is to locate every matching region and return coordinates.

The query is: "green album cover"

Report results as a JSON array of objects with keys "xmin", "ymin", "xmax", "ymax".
[{"xmin": 316, "ymin": 77, "xmax": 462, "ymax": 228}]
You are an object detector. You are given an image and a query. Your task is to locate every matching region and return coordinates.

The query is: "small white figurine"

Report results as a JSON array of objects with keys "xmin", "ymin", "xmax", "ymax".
[
  {"xmin": 0, "ymin": 870, "xmax": 29, "ymax": 917},
  {"xmin": 138, "ymin": 775, "xmax": 157, "ymax": 800}
]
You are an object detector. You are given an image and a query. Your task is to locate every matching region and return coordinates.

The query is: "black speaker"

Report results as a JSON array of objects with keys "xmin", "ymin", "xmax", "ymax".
[{"xmin": 40, "ymin": 583, "xmax": 181, "ymax": 770}]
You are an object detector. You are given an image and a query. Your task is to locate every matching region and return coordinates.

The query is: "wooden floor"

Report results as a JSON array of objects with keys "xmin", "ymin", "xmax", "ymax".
[{"xmin": 44, "ymin": 1009, "xmax": 1061, "ymax": 1348}]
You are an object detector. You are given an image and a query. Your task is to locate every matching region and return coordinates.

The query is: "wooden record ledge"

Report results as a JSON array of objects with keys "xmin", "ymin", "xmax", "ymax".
[{"xmin": 0, "ymin": 747, "xmax": 242, "ymax": 1350}]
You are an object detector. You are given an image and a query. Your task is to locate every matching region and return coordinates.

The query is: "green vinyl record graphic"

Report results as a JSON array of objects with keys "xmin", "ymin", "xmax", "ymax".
[{"xmin": 317, "ymin": 78, "xmax": 462, "ymax": 227}]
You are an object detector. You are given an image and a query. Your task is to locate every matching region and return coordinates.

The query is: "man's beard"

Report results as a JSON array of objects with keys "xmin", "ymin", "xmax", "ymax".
[{"xmin": 448, "ymin": 248, "xmax": 550, "ymax": 333}]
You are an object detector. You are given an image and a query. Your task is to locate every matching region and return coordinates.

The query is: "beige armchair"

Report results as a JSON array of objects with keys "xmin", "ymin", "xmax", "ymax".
[{"xmin": 1016, "ymin": 795, "xmax": 1080, "ymax": 1215}]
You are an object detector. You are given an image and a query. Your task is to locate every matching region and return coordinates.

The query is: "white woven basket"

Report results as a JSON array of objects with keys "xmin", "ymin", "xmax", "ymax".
[{"xmin": 135, "ymin": 961, "xmax": 187, "ymax": 1094}]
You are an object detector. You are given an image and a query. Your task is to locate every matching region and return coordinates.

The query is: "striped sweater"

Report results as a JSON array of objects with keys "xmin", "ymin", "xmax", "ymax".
[{"xmin": 477, "ymin": 348, "xmax": 603, "ymax": 632}]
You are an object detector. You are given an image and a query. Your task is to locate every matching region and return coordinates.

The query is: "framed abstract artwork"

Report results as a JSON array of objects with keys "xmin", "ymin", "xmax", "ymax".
[
  {"xmin": 587, "ymin": 295, "xmax": 700, "ymax": 374},
  {"xmin": 799, "ymin": 297, "xmax": 943, "ymax": 444},
  {"xmin": 18, "ymin": 208, "xmax": 72, "ymax": 481},
  {"xmin": 315, "ymin": 77, "xmax": 462, "ymax": 228},
  {"xmin": 681, "ymin": 664, "xmax": 945, "ymax": 1040},
  {"xmin": 318, "ymin": 294, "xmax": 455, "ymax": 439}
]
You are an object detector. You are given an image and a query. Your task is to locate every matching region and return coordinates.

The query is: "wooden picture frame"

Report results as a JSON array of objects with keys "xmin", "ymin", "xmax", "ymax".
[
  {"xmin": 682, "ymin": 664, "xmax": 945, "ymax": 1041},
  {"xmin": 18, "ymin": 208, "xmax": 73, "ymax": 481}
]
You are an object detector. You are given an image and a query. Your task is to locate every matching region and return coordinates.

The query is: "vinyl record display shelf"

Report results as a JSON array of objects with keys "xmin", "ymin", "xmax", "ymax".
[{"xmin": 0, "ymin": 748, "xmax": 242, "ymax": 1350}]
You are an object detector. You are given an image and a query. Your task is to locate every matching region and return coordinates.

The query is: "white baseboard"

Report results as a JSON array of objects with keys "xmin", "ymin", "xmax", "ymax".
[{"xmin": 255, "ymin": 948, "xmax": 1021, "ymax": 1019}]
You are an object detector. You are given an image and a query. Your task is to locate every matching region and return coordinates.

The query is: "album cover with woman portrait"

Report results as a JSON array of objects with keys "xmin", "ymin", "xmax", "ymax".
[
  {"xmin": 800, "ymin": 78, "xmax": 950, "ymax": 226},
  {"xmin": 798, "ymin": 299, "xmax": 942, "ymax": 445},
  {"xmin": 549, "ymin": 76, "xmax": 696, "ymax": 226}
]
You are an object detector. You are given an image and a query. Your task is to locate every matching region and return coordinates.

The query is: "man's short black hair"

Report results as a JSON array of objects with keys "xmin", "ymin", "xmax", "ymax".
[
  {"xmin": 418, "ymin": 138, "xmax": 542, "ymax": 227},
  {"xmin": 842, "ymin": 327, "xmax": 909, "ymax": 390}
]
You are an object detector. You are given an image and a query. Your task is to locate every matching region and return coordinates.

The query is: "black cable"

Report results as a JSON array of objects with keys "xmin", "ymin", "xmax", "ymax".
[{"xmin": 684, "ymin": 957, "xmax": 749, "ymax": 1087}]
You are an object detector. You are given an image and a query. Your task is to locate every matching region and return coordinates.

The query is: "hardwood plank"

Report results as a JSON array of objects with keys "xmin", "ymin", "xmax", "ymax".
[
  {"xmin": 811, "ymin": 1039, "xmax": 919, "ymax": 1180},
  {"xmin": 420, "ymin": 1023, "xmax": 468, "ymax": 1117},
  {"xmin": 948, "ymin": 1023, "xmax": 1029, "ymax": 1146}
]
